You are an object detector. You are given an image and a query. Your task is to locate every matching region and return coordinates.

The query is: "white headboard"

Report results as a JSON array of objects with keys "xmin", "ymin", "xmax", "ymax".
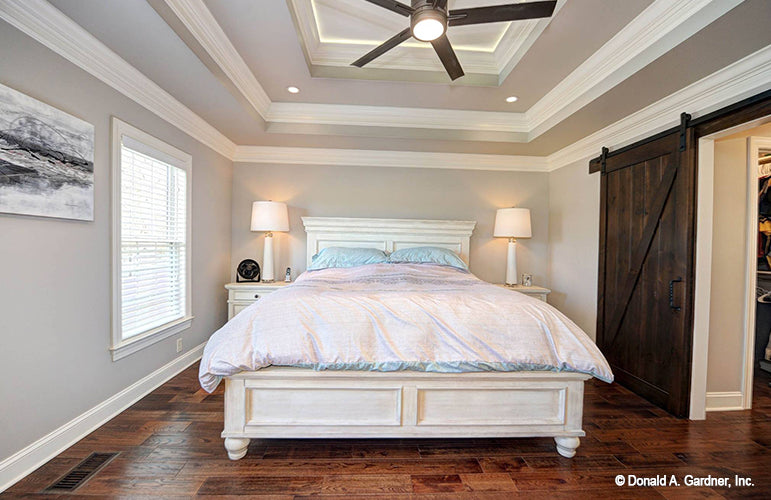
[{"xmin": 302, "ymin": 217, "xmax": 476, "ymax": 267}]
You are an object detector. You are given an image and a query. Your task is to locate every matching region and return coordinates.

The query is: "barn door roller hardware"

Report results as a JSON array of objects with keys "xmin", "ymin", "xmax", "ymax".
[
  {"xmin": 600, "ymin": 146, "xmax": 609, "ymax": 174},
  {"xmin": 679, "ymin": 112, "xmax": 691, "ymax": 152}
]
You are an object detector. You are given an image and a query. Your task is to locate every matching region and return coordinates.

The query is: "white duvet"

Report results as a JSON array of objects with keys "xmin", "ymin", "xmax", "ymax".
[{"xmin": 199, "ymin": 263, "xmax": 613, "ymax": 392}]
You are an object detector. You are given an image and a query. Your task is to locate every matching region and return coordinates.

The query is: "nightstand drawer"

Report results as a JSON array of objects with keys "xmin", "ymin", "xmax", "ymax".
[{"xmin": 232, "ymin": 290, "xmax": 264, "ymax": 301}]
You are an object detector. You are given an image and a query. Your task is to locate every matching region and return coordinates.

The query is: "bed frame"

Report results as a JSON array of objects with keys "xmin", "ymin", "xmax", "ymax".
[{"xmin": 221, "ymin": 217, "xmax": 588, "ymax": 460}]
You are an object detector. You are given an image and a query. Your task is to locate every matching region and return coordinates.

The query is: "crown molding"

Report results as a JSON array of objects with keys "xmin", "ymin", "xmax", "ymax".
[
  {"xmin": 0, "ymin": 0, "xmax": 237, "ymax": 159},
  {"xmin": 238, "ymin": 44, "xmax": 771, "ymax": 173},
  {"xmin": 157, "ymin": 0, "xmax": 742, "ymax": 141},
  {"xmin": 3, "ymin": 0, "xmax": 764, "ymax": 175},
  {"xmin": 161, "ymin": 0, "xmax": 271, "ymax": 119},
  {"xmin": 233, "ymin": 146, "xmax": 548, "ymax": 172},
  {"xmin": 526, "ymin": 0, "xmax": 744, "ymax": 141},
  {"xmin": 266, "ymin": 102, "xmax": 529, "ymax": 133},
  {"xmin": 546, "ymin": 44, "xmax": 771, "ymax": 172}
]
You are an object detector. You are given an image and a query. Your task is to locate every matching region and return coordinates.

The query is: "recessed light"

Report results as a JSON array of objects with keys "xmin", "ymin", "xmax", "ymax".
[
  {"xmin": 505, "ymin": 96, "xmax": 518, "ymax": 103},
  {"xmin": 287, "ymin": 86, "xmax": 300, "ymax": 94}
]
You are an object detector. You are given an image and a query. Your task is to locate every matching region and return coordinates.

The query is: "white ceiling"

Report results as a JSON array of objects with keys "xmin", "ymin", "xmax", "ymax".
[{"xmin": 10, "ymin": 0, "xmax": 771, "ymax": 162}]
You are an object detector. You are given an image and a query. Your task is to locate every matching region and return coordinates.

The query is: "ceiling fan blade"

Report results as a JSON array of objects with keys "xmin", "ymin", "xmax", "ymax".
[
  {"xmin": 430, "ymin": 34, "xmax": 464, "ymax": 81},
  {"xmin": 449, "ymin": 0, "xmax": 557, "ymax": 26},
  {"xmin": 351, "ymin": 28, "xmax": 412, "ymax": 67},
  {"xmin": 432, "ymin": 0, "xmax": 449, "ymax": 9},
  {"xmin": 363, "ymin": 0, "xmax": 413, "ymax": 17}
]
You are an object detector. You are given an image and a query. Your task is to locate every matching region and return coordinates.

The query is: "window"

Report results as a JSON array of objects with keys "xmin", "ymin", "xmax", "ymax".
[{"xmin": 111, "ymin": 118, "xmax": 192, "ymax": 360}]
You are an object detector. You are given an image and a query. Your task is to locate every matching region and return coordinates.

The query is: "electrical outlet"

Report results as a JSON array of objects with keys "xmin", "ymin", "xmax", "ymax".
[{"xmin": 176, "ymin": 338, "xmax": 183, "ymax": 353}]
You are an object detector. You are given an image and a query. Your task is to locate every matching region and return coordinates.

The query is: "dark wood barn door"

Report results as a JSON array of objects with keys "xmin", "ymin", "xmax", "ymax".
[{"xmin": 597, "ymin": 130, "xmax": 696, "ymax": 418}]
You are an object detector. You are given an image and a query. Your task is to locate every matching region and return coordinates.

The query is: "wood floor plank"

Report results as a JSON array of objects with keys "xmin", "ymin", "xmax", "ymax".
[
  {"xmin": 321, "ymin": 473, "xmax": 412, "ymax": 494},
  {"xmin": 3, "ymin": 363, "xmax": 771, "ymax": 498},
  {"xmin": 458, "ymin": 473, "xmax": 518, "ymax": 492},
  {"xmin": 74, "ymin": 477, "xmax": 204, "ymax": 496},
  {"xmin": 411, "ymin": 474, "xmax": 470, "ymax": 493},
  {"xmin": 477, "ymin": 456, "xmax": 528, "ymax": 473},
  {"xmin": 197, "ymin": 476, "xmax": 323, "ymax": 495}
]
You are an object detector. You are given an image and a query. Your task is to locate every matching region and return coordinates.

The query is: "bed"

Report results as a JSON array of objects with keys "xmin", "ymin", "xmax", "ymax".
[{"xmin": 200, "ymin": 217, "xmax": 612, "ymax": 460}]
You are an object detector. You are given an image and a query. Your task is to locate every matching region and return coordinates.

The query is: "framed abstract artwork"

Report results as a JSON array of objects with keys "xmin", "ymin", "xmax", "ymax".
[{"xmin": 0, "ymin": 83, "xmax": 94, "ymax": 221}]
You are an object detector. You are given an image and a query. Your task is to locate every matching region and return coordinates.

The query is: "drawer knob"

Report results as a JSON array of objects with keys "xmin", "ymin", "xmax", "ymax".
[{"xmin": 254, "ymin": 294, "xmax": 260, "ymax": 299}]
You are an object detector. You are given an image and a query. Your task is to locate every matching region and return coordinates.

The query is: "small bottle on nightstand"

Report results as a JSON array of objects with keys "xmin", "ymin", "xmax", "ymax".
[{"xmin": 285, "ymin": 267, "xmax": 291, "ymax": 282}]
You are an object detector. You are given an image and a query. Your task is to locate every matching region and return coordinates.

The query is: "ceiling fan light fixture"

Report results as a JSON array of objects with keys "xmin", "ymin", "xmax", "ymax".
[
  {"xmin": 412, "ymin": 18, "xmax": 444, "ymax": 41},
  {"xmin": 351, "ymin": 0, "xmax": 558, "ymax": 80},
  {"xmin": 411, "ymin": 7, "xmax": 446, "ymax": 42}
]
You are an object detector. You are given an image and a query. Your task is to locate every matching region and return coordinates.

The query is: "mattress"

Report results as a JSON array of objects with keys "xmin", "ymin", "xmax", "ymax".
[{"xmin": 199, "ymin": 263, "xmax": 613, "ymax": 392}]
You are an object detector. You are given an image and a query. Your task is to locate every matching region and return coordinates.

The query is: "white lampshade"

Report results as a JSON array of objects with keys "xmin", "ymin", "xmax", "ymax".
[
  {"xmin": 250, "ymin": 201, "xmax": 289, "ymax": 232},
  {"xmin": 494, "ymin": 208, "xmax": 532, "ymax": 238}
]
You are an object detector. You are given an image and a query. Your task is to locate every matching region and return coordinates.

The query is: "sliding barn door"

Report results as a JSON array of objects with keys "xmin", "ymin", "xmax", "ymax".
[{"xmin": 597, "ymin": 130, "xmax": 696, "ymax": 418}]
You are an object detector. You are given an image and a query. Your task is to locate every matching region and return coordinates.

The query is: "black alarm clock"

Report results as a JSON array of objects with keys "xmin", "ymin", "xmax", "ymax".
[{"xmin": 236, "ymin": 259, "xmax": 260, "ymax": 282}]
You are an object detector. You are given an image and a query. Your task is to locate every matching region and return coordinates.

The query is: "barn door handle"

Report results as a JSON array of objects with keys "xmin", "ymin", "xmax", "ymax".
[{"xmin": 669, "ymin": 277, "xmax": 683, "ymax": 311}]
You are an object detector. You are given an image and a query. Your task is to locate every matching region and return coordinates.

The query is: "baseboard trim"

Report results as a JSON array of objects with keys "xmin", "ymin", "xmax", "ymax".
[
  {"xmin": 0, "ymin": 342, "xmax": 206, "ymax": 493},
  {"xmin": 705, "ymin": 391, "xmax": 744, "ymax": 412}
]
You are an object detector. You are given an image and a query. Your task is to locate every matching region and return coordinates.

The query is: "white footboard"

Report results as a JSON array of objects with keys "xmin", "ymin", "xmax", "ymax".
[{"xmin": 222, "ymin": 368, "xmax": 589, "ymax": 460}]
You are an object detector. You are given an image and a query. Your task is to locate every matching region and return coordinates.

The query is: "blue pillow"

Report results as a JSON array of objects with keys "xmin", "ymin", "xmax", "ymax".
[
  {"xmin": 308, "ymin": 247, "xmax": 388, "ymax": 271},
  {"xmin": 388, "ymin": 246, "xmax": 468, "ymax": 270}
]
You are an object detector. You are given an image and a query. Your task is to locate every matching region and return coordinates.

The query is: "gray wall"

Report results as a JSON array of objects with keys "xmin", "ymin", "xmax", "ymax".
[
  {"xmin": 547, "ymin": 159, "xmax": 601, "ymax": 338},
  {"xmin": 231, "ymin": 163, "xmax": 550, "ymax": 286},
  {"xmin": 0, "ymin": 21, "xmax": 232, "ymax": 461}
]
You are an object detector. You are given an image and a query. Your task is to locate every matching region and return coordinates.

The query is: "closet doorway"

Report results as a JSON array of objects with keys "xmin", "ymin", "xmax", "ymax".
[
  {"xmin": 743, "ymin": 138, "xmax": 771, "ymax": 409},
  {"xmin": 692, "ymin": 123, "xmax": 771, "ymax": 418}
]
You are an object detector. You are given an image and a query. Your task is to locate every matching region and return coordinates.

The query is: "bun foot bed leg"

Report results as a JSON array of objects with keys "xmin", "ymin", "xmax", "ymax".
[
  {"xmin": 554, "ymin": 436, "xmax": 580, "ymax": 458},
  {"xmin": 224, "ymin": 437, "xmax": 250, "ymax": 460}
]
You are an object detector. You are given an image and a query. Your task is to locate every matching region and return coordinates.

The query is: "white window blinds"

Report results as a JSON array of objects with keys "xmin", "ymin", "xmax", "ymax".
[{"xmin": 120, "ymin": 139, "xmax": 187, "ymax": 340}]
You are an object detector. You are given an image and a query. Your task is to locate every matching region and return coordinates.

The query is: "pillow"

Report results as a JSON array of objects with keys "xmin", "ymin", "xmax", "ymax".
[
  {"xmin": 308, "ymin": 246, "xmax": 388, "ymax": 271},
  {"xmin": 388, "ymin": 246, "xmax": 468, "ymax": 270}
]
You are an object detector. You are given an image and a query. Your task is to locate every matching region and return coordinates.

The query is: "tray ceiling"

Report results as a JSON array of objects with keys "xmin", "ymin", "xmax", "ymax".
[
  {"xmin": 8, "ymin": 0, "xmax": 768, "ymax": 168},
  {"xmin": 288, "ymin": 0, "xmax": 563, "ymax": 85}
]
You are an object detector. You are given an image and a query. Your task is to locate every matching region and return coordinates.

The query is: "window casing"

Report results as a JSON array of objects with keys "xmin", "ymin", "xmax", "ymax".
[{"xmin": 111, "ymin": 118, "xmax": 192, "ymax": 360}]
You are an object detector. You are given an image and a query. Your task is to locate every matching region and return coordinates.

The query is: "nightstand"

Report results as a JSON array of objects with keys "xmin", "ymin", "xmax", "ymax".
[
  {"xmin": 225, "ymin": 282, "xmax": 290, "ymax": 320},
  {"xmin": 495, "ymin": 284, "xmax": 551, "ymax": 302}
]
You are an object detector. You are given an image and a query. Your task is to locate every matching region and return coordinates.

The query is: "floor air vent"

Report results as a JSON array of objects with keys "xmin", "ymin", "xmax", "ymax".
[{"xmin": 44, "ymin": 452, "xmax": 118, "ymax": 492}]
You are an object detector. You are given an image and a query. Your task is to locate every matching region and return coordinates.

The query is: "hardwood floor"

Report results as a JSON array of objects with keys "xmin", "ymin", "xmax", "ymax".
[{"xmin": 4, "ymin": 365, "xmax": 771, "ymax": 499}]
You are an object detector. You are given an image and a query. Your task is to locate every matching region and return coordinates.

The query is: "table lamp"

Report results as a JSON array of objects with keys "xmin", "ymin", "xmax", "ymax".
[
  {"xmin": 250, "ymin": 201, "xmax": 289, "ymax": 282},
  {"xmin": 494, "ymin": 207, "xmax": 532, "ymax": 286}
]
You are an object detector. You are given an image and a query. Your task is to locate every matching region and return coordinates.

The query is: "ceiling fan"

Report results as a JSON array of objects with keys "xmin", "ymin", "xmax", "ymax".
[{"xmin": 351, "ymin": 0, "xmax": 557, "ymax": 81}]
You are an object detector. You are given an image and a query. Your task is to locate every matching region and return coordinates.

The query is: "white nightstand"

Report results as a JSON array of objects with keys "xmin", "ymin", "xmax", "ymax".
[
  {"xmin": 495, "ymin": 284, "xmax": 551, "ymax": 302},
  {"xmin": 225, "ymin": 281, "xmax": 290, "ymax": 320}
]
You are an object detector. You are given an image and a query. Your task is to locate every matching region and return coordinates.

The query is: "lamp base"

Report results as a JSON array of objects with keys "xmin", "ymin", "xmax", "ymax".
[
  {"xmin": 505, "ymin": 238, "xmax": 518, "ymax": 286},
  {"xmin": 263, "ymin": 234, "xmax": 275, "ymax": 282}
]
